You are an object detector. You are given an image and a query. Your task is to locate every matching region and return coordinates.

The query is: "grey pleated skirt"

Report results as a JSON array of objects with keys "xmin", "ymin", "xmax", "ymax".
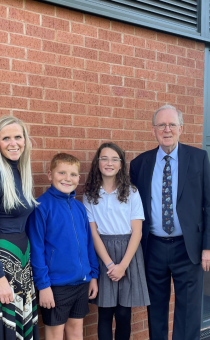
[{"xmin": 91, "ymin": 234, "xmax": 150, "ymax": 308}]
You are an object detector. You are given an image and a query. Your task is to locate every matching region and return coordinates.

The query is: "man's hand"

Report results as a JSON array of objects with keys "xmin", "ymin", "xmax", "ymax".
[
  {"xmin": 39, "ymin": 287, "xmax": 55, "ymax": 309},
  {"xmin": 107, "ymin": 264, "xmax": 126, "ymax": 281},
  {"xmin": 202, "ymin": 250, "xmax": 210, "ymax": 271},
  {"xmin": 0, "ymin": 276, "xmax": 14, "ymax": 304},
  {"xmin": 88, "ymin": 278, "xmax": 98, "ymax": 299}
]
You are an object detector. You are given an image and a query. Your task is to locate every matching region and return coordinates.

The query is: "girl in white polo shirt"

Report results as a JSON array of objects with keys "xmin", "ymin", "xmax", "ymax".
[{"xmin": 83, "ymin": 142, "xmax": 150, "ymax": 340}]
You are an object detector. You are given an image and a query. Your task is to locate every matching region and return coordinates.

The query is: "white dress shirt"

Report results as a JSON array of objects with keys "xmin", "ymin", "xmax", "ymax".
[
  {"xmin": 150, "ymin": 144, "xmax": 182, "ymax": 236},
  {"xmin": 83, "ymin": 187, "xmax": 145, "ymax": 235}
]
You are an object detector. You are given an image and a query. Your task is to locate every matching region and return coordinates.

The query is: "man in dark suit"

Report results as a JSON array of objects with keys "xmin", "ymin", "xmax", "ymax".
[{"xmin": 130, "ymin": 105, "xmax": 210, "ymax": 340}]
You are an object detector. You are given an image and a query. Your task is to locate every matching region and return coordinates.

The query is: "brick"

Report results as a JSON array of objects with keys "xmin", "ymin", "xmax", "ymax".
[
  {"xmin": 196, "ymin": 60, "xmax": 204, "ymax": 70},
  {"xmin": 157, "ymin": 93, "xmax": 176, "ymax": 104},
  {"xmin": 124, "ymin": 56, "xmax": 145, "ymax": 69},
  {"xmin": 85, "ymin": 14, "xmax": 110, "ymax": 29},
  {"xmin": 112, "ymin": 65, "xmax": 134, "ymax": 77},
  {"xmin": 74, "ymin": 92, "xmax": 99, "ymax": 105},
  {"xmin": 0, "ymin": 83, "xmax": 10, "ymax": 95},
  {"xmin": 26, "ymin": 24, "xmax": 55, "ymax": 40},
  {"xmin": 58, "ymin": 79, "xmax": 85, "ymax": 92},
  {"xmin": 75, "ymin": 139, "xmax": 99, "ymax": 150},
  {"xmin": 9, "ymin": 7, "xmax": 40, "ymax": 25},
  {"xmin": 13, "ymin": 110, "xmax": 43, "ymax": 123},
  {"xmin": 60, "ymin": 126, "xmax": 85, "ymax": 138},
  {"xmin": 111, "ymin": 42, "xmax": 134, "ymax": 56},
  {"xmin": 13, "ymin": 85, "xmax": 42, "ymax": 99},
  {"xmin": 187, "ymin": 106, "xmax": 203, "ymax": 115},
  {"xmin": 56, "ymin": 31, "xmax": 83, "ymax": 46},
  {"xmin": 45, "ymin": 113, "xmax": 71, "ymax": 125},
  {"xmin": 146, "ymin": 60, "xmax": 166, "ymax": 72},
  {"xmin": 182, "ymin": 114, "xmax": 194, "ymax": 123},
  {"xmin": 177, "ymin": 56, "xmax": 195, "ymax": 68},
  {"xmin": 194, "ymin": 115, "xmax": 203, "ymax": 124},
  {"xmin": 112, "ymin": 86, "xmax": 134, "ymax": 98},
  {"xmin": 45, "ymin": 89, "xmax": 72, "ymax": 102},
  {"xmin": 45, "ymin": 65, "xmax": 71, "ymax": 79},
  {"xmin": 157, "ymin": 52, "xmax": 176, "ymax": 64},
  {"xmin": 86, "ymin": 60, "xmax": 110, "ymax": 73},
  {"xmin": 31, "ymin": 162, "xmax": 44, "ymax": 173},
  {"xmin": 136, "ymin": 89, "xmax": 155, "ymax": 101},
  {"xmin": 30, "ymin": 124, "xmax": 58, "ymax": 136},
  {"xmin": 124, "ymin": 98, "xmax": 145, "ymax": 109},
  {"xmin": 177, "ymin": 95, "xmax": 194, "ymax": 105},
  {"xmin": 73, "ymin": 69, "xmax": 98, "ymax": 83},
  {"xmin": 146, "ymin": 40, "xmax": 166, "ymax": 52},
  {"xmin": 0, "ymin": 17, "xmax": 23, "ymax": 33},
  {"xmin": 187, "ymin": 49, "xmax": 204, "ymax": 61},
  {"xmin": 135, "ymin": 69, "xmax": 156, "ymax": 80},
  {"xmin": 100, "ymin": 74, "xmax": 122, "ymax": 86},
  {"xmin": 179, "ymin": 133, "xmax": 194, "ymax": 143},
  {"xmin": 186, "ymin": 87, "xmax": 203, "ymax": 97},
  {"xmin": 135, "ymin": 48, "xmax": 155, "ymax": 60},
  {"xmin": 113, "ymin": 108, "xmax": 134, "ymax": 119},
  {"xmin": 99, "ymin": 51, "xmax": 122, "ymax": 65},
  {"xmin": 71, "ymin": 22, "xmax": 97, "ymax": 38},
  {"xmin": 124, "ymin": 35, "xmax": 145, "ymax": 48},
  {"xmin": 124, "ymin": 141, "xmax": 145, "ymax": 151},
  {"xmin": 135, "ymin": 131, "xmax": 154, "ymax": 141},
  {"xmin": 196, "ymin": 79, "xmax": 204, "ymax": 88},
  {"xmin": 60, "ymin": 102, "xmax": 86, "ymax": 114},
  {"xmin": 112, "ymin": 130, "xmax": 134, "ymax": 140},
  {"xmin": 157, "ymin": 32, "xmax": 177, "ymax": 44},
  {"xmin": 72, "ymin": 46, "xmax": 97, "ymax": 60},
  {"xmin": 177, "ymin": 76, "xmax": 195, "ymax": 87},
  {"xmin": 42, "ymin": 15, "xmax": 69, "ymax": 31},
  {"xmin": 0, "ymin": 57, "xmax": 9, "ymax": 70},
  {"xmin": 0, "ymin": 31, "xmax": 8, "ymax": 43},
  {"xmin": 0, "ymin": 5, "xmax": 6, "ymax": 18},
  {"xmin": 0, "ymin": 95, "xmax": 27, "ymax": 109},
  {"xmin": 168, "ymin": 84, "xmax": 185, "ymax": 95},
  {"xmin": 27, "ymin": 49, "xmax": 56, "ymax": 64},
  {"xmin": 156, "ymin": 72, "xmax": 176, "ymax": 84},
  {"xmin": 111, "ymin": 21, "xmax": 134, "ymax": 34},
  {"xmin": 86, "ymin": 83, "xmax": 110, "ymax": 96},
  {"xmin": 136, "ymin": 110, "xmax": 153, "ymax": 121},
  {"xmin": 86, "ymin": 128, "xmax": 111, "ymax": 139},
  {"xmin": 99, "ymin": 29, "xmax": 121, "ymax": 43},
  {"xmin": 45, "ymin": 138, "xmax": 72, "ymax": 149},
  {"xmin": 29, "ymin": 74, "xmax": 57, "ymax": 88},
  {"xmin": 185, "ymin": 124, "xmax": 203, "ymax": 134},
  {"xmin": 195, "ymin": 97, "xmax": 203, "ymax": 106},
  {"xmin": 186, "ymin": 67, "xmax": 203, "ymax": 79},
  {"xmin": 125, "ymin": 119, "xmax": 145, "ymax": 130},
  {"xmin": 167, "ymin": 44, "xmax": 186, "ymax": 57},
  {"xmin": 178, "ymin": 37, "xmax": 195, "ymax": 49},
  {"xmin": 85, "ymin": 37, "xmax": 109, "ymax": 52},
  {"xmin": 30, "ymin": 99, "xmax": 58, "ymax": 113},
  {"xmin": 25, "ymin": 0, "xmax": 55, "ymax": 15},
  {"xmin": 100, "ymin": 95, "xmax": 123, "ymax": 107},
  {"xmin": 10, "ymin": 33, "xmax": 41, "ymax": 49},
  {"xmin": 43, "ymin": 40, "xmax": 70, "ymax": 55},
  {"xmin": 87, "ymin": 105, "xmax": 111, "ymax": 117},
  {"xmin": 146, "ymin": 81, "xmax": 166, "ymax": 92},
  {"xmin": 100, "ymin": 118, "xmax": 123, "ymax": 129},
  {"xmin": 167, "ymin": 64, "xmax": 185, "ymax": 76},
  {"xmin": 12, "ymin": 60, "xmax": 42, "ymax": 74},
  {"xmin": 0, "ymin": 0, "xmax": 23, "ymax": 7},
  {"xmin": 124, "ymin": 77, "xmax": 145, "ymax": 89},
  {"xmin": 57, "ymin": 56, "xmax": 83, "ymax": 69},
  {"xmin": 0, "ymin": 70, "xmax": 26, "ymax": 84}
]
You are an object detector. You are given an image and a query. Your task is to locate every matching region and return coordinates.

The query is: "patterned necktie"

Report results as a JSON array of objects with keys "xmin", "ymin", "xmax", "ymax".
[{"xmin": 162, "ymin": 156, "xmax": 174, "ymax": 235}]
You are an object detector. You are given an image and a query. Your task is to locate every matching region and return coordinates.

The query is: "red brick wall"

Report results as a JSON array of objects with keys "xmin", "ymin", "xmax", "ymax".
[{"xmin": 0, "ymin": 0, "xmax": 205, "ymax": 339}]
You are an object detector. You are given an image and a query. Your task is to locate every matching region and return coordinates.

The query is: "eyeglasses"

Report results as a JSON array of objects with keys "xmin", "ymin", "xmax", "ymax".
[
  {"xmin": 98, "ymin": 157, "xmax": 122, "ymax": 164},
  {"xmin": 153, "ymin": 123, "xmax": 180, "ymax": 131}
]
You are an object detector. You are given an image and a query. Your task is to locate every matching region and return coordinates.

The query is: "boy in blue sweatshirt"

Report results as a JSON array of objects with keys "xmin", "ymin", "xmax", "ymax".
[{"xmin": 27, "ymin": 153, "xmax": 99, "ymax": 340}]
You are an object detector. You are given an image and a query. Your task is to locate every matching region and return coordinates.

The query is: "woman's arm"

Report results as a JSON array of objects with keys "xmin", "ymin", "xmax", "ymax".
[
  {"xmin": 108, "ymin": 219, "xmax": 142, "ymax": 281},
  {"xmin": 90, "ymin": 222, "xmax": 115, "ymax": 270}
]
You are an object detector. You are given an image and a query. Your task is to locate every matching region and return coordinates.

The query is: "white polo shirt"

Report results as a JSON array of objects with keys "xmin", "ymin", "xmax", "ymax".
[{"xmin": 83, "ymin": 187, "xmax": 145, "ymax": 235}]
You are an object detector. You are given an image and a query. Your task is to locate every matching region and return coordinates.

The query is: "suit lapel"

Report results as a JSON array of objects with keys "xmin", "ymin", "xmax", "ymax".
[
  {"xmin": 144, "ymin": 148, "xmax": 158, "ymax": 220},
  {"xmin": 177, "ymin": 143, "xmax": 190, "ymax": 202}
]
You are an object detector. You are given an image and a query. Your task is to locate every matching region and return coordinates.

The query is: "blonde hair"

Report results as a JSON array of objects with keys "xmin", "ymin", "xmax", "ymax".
[
  {"xmin": 0, "ymin": 116, "xmax": 37, "ymax": 212},
  {"xmin": 50, "ymin": 153, "xmax": 80, "ymax": 172}
]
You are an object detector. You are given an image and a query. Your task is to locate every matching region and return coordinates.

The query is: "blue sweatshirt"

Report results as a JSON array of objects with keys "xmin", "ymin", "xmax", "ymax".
[{"xmin": 27, "ymin": 185, "xmax": 99, "ymax": 291}]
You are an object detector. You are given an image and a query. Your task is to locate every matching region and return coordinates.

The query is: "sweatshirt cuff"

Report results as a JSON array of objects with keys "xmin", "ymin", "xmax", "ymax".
[
  {"xmin": 91, "ymin": 272, "xmax": 99, "ymax": 279},
  {"xmin": 37, "ymin": 282, "xmax": 51, "ymax": 291}
]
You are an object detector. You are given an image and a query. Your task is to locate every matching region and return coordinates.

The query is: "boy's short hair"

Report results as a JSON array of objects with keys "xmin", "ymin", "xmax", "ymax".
[{"xmin": 50, "ymin": 153, "xmax": 80, "ymax": 172}]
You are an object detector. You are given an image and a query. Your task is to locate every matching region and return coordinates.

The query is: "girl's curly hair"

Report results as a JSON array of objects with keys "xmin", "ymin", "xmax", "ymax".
[{"xmin": 84, "ymin": 142, "xmax": 136, "ymax": 205}]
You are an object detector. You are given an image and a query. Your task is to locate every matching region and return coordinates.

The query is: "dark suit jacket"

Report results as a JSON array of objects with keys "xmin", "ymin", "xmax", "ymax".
[{"xmin": 130, "ymin": 142, "xmax": 210, "ymax": 264}]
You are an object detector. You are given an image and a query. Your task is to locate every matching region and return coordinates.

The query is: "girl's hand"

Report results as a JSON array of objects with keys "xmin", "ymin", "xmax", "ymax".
[
  {"xmin": 0, "ymin": 276, "xmax": 14, "ymax": 304},
  {"xmin": 107, "ymin": 264, "xmax": 126, "ymax": 281},
  {"xmin": 89, "ymin": 278, "xmax": 98, "ymax": 299},
  {"xmin": 39, "ymin": 287, "xmax": 55, "ymax": 309}
]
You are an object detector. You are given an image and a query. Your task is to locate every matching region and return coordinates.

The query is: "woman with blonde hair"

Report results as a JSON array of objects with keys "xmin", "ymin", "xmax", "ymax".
[{"xmin": 0, "ymin": 116, "xmax": 39, "ymax": 339}]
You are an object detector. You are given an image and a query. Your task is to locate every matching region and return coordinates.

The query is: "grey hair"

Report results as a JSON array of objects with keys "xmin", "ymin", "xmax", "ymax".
[
  {"xmin": 0, "ymin": 115, "xmax": 38, "ymax": 212},
  {"xmin": 152, "ymin": 105, "xmax": 184, "ymax": 126}
]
